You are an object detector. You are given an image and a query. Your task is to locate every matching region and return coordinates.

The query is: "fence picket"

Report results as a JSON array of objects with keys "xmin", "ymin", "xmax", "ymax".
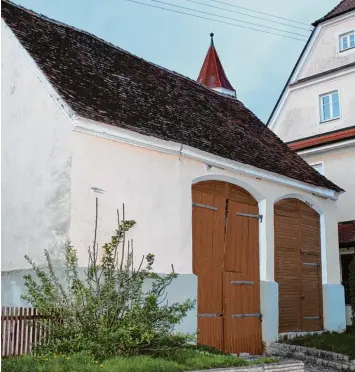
[{"xmin": 1, "ymin": 307, "xmax": 51, "ymax": 358}]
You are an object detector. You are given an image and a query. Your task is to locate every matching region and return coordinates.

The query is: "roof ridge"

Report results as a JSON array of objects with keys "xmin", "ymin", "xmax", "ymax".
[
  {"xmin": 312, "ymin": 0, "xmax": 355, "ymax": 26},
  {"xmin": 1, "ymin": 0, "xmax": 238, "ymax": 103}
]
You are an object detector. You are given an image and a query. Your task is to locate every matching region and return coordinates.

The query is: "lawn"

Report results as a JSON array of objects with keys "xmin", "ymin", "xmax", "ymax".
[
  {"xmin": 284, "ymin": 330, "xmax": 355, "ymax": 359},
  {"xmin": 1, "ymin": 349, "xmax": 278, "ymax": 372}
]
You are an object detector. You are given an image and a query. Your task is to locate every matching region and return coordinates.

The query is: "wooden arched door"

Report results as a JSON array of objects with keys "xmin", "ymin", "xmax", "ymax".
[
  {"xmin": 274, "ymin": 199, "xmax": 323, "ymax": 333},
  {"xmin": 192, "ymin": 181, "xmax": 262, "ymax": 354}
]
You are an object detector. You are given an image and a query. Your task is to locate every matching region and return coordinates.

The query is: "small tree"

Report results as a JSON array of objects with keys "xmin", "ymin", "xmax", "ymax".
[
  {"xmin": 22, "ymin": 199, "xmax": 195, "ymax": 359},
  {"xmin": 349, "ymin": 254, "xmax": 355, "ymax": 328}
]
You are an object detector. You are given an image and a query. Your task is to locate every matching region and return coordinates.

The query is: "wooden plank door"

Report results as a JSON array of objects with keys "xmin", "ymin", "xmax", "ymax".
[
  {"xmin": 192, "ymin": 189, "xmax": 225, "ymax": 350},
  {"xmin": 223, "ymin": 201, "xmax": 262, "ymax": 354},
  {"xmin": 275, "ymin": 199, "xmax": 323, "ymax": 333},
  {"xmin": 300, "ymin": 204, "xmax": 323, "ymax": 331},
  {"xmin": 274, "ymin": 200, "xmax": 301, "ymax": 332}
]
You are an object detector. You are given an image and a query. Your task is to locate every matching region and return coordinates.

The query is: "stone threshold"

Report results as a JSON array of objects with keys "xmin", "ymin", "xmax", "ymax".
[
  {"xmin": 266, "ymin": 343, "xmax": 355, "ymax": 371},
  {"xmin": 187, "ymin": 360, "xmax": 304, "ymax": 372}
]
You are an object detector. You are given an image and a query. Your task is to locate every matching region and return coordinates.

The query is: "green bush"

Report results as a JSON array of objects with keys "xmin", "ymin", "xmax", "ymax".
[{"xmin": 21, "ymin": 200, "xmax": 195, "ymax": 360}]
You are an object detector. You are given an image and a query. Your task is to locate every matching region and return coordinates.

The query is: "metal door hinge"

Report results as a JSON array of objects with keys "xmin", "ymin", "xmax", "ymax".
[
  {"xmin": 192, "ymin": 202, "xmax": 217, "ymax": 211},
  {"xmin": 303, "ymin": 316, "xmax": 320, "ymax": 320},
  {"xmin": 302, "ymin": 262, "xmax": 320, "ymax": 267},
  {"xmin": 236, "ymin": 212, "xmax": 263, "ymax": 222},
  {"xmin": 197, "ymin": 313, "xmax": 223, "ymax": 318},
  {"xmin": 232, "ymin": 313, "xmax": 262, "ymax": 320},
  {"xmin": 231, "ymin": 281, "xmax": 254, "ymax": 285}
]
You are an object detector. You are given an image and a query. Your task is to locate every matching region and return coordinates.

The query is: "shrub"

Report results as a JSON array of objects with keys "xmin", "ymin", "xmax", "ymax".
[{"xmin": 21, "ymin": 199, "xmax": 195, "ymax": 360}]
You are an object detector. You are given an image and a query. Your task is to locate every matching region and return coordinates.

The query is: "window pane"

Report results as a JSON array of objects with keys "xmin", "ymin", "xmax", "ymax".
[
  {"xmin": 332, "ymin": 92, "xmax": 339, "ymax": 103},
  {"xmin": 332, "ymin": 92, "xmax": 340, "ymax": 118},
  {"xmin": 350, "ymin": 33, "xmax": 355, "ymax": 48},
  {"xmin": 323, "ymin": 102, "xmax": 331, "ymax": 121},
  {"xmin": 343, "ymin": 36, "xmax": 348, "ymax": 50},
  {"xmin": 322, "ymin": 95, "xmax": 330, "ymax": 105}
]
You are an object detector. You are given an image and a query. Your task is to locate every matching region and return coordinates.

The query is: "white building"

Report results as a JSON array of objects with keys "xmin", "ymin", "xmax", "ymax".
[
  {"xmin": 268, "ymin": 0, "xmax": 355, "ymax": 326},
  {"xmin": 1, "ymin": 0, "xmax": 348, "ymax": 353}
]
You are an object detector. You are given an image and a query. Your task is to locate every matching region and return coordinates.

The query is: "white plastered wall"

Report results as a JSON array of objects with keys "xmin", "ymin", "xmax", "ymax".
[
  {"xmin": 69, "ymin": 123, "xmax": 342, "ymax": 287},
  {"xmin": 272, "ymin": 71, "xmax": 355, "ymax": 142},
  {"xmin": 299, "ymin": 14, "xmax": 355, "ymax": 80},
  {"xmin": 1, "ymin": 20, "xmax": 73, "ymax": 271},
  {"xmin": 300, "ymin": 145, "xmax": 355, "ymax": 223}
]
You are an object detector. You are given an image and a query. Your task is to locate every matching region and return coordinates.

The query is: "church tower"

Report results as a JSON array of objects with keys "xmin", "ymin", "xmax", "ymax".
[{"xmin": 197, "ymin": 33, "xmax": 236, "ymax": 97}]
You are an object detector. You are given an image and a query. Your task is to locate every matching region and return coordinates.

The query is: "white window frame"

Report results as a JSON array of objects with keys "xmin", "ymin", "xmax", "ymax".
[
  {"xmin": 310, "ymin": 161, "xmax": 324, "ymax": 175},
  {"xmin": 339, "ymin": 31, "xmax": 355, "ymax": 52},
  {"xmin": 319, "ymin": 91, "xmax": 341, "ymax": 123}
]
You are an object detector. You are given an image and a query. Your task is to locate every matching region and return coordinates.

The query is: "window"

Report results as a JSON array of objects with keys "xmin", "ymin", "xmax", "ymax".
[
  {"xmin": 319, "ymin": 91, "xmax": 340, "ymax": 122},
  {"xmin": 311, "ymin": 162, "xmax": 324, "ymax": 175},
  {"xmin": 339, "ymin": 31, "xmax": 355, "ymax": 52}
]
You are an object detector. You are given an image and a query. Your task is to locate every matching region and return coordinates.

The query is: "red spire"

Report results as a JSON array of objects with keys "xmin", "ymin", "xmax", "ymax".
[{"xmin": 197, "ymin": 33, "xmax": 236, "ymax": 97}]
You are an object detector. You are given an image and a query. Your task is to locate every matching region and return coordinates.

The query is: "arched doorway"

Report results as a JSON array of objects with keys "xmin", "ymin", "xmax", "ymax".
[
  {"xmin": 274, "ymin": 198, "xmax": 323, "ymax": 333},
  {"xmin": 192, "ymin": 180, "xmax": 262, "ymax": 354}
]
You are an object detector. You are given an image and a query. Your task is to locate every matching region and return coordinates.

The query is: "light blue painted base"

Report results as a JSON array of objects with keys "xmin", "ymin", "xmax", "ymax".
[
  {"xmin": 2, "ymin": 269, "xmax": 198, "ymax": 336},
  {"xmin": 260, "ymin": 280, "xmax": 279, "ymax": 342},
  {"xmin": 160, "ymin": 274, "xmax": 197, "ymax": 334},
  {"xmin": 322, "ymin": 284, "xmax": 346, "ymax": 332}
]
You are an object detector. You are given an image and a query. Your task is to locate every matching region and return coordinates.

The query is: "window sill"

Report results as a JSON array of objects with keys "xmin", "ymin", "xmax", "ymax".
[
  {"xmin": 319, "ymin": 117, "xmax": 340, "ymax": 124},
  {"xmin": 339, "ymin": 46, "xmax": 355, "ymax": 53}
]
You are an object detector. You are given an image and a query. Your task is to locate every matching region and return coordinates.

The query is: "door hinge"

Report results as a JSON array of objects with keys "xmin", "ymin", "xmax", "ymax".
[
  {"xmin": 197, "ymin": 313, "xmax": 223, "ymax": 318},
  {"xmin": 303, "ymin": 316, "xmax": 320, "ymax": 320},
  {"xmin": 236, "ymin": 212, "xmax": 263, "ymax": 222},
  {"xmin": 192, "ymin": 202, "xmax": 217, "ymax": 211},
  {"xmin": 232, "ymin": 313, "xmax": 262, "ymax": 320},
  {"xmin": 231, "ymin": 281, "xmax": 254, "ymax": 285},
  {"xmin": 302, "ymin": 262, "xmax": 320, "ymax": 266}
]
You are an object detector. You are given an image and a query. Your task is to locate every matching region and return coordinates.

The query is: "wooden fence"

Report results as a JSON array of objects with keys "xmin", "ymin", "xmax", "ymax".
[{"xmin": 1, "ymin": 307, "xmax": 44, "ymax": 358}]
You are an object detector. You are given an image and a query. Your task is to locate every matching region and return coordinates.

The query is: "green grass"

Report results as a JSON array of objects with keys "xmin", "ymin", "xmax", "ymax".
[
  {"xmin": 284, "ymin": 330, "xmax": 355, "ymax": 359},
  {"xmin": 1, "ymin": 349, "xmax": 278, "ymax": 372}
]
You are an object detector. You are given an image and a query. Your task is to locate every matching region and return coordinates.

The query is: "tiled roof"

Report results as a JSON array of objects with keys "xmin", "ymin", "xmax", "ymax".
[
  {"xmin": 197, "ymin": 33, "xmax": 235, "ymax": 93},
  {"xmin": 313, "ymin": 0, "xmax": 355, "ymax": 26},
  {"xmin": 339, "ymin": 221, "xmax": 355, "ymax": 245},
  {"xmin": 1, "ymin": 0, "xmax": 343, "ymax": 193}
]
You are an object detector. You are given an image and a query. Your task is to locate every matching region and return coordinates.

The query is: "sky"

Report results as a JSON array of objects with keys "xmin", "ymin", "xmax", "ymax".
[{"xmin": 13, "ymin": 0, "xmax": 340, "ymax": 123}]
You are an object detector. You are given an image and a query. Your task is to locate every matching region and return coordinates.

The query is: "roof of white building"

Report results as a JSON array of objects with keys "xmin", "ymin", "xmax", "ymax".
[{"xmin": 1, "ymin": 0, "xmax": 343, "ymax": 193}]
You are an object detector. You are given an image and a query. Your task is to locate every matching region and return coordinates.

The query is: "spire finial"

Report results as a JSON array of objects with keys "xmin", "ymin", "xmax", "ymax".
[{"xmin": 210, "ymin": 32, "xmax": 214, "ymax": 46}]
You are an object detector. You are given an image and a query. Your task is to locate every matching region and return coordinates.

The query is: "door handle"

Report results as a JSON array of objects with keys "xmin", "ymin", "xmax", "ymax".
[{"xmin": 301, "ymin": 294, "xmax": 305, "ymax": 300}]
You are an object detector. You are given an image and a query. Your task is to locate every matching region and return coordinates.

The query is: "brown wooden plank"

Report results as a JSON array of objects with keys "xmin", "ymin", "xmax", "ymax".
[
  {"xmin": 26, "ymin": 308, "xmax": 32, "ymax": 355},
  {"xmin": 18, "ymin": 307, "xmax": 23, "ymax": 356},
  {"xmin": 223, "ymin": 202, "xmax": 262, "ymax": 354},
  {"xmin": 197, "ymin": 317, "xmax": 223, "ymax": 350},
  {"xmin": 275, "ymin": 199, "xmax": 323, "ymax": 333},
  {"xmin": 275, "ymin": 199, "xmax": 301, "ymax": 333},
  {"xmin": 31, "ymin": 308, "xmax": 36, "ymax": 352},
  {"xmin": 1, "ymin": 307, "xmax": 4, "ymax": 357},
  {"xmin": 192, "ymin": 181, "xmax": 261, "ymax": 354},
  {"xmin": 192, "ymin": 181, "xmax": 257, "ymax": 206},
  {"xmin": 22, "ymin": 308, "xmax": 27, "ymax": 355},
  {"xmin": 2, "ymin": 307, "xmax": 7, "ymax": 357},
  {"xmin": 8, "ymin": 307, "xmax": 14, "ymax": 357},
  {"xmin": 12, "ymin": 307, "xmax": 18, "ymax": 356}
]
